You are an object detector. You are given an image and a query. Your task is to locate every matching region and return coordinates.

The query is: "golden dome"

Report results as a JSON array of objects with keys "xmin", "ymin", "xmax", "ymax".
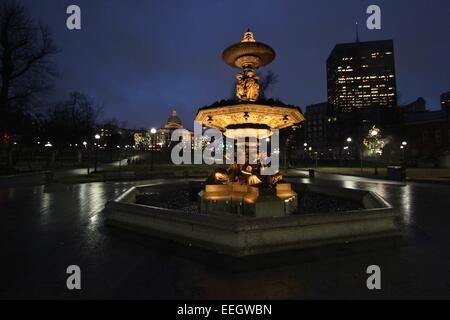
[{"xmin": 165, "ymin": 110, "xmax": 183, "ymax": 129}]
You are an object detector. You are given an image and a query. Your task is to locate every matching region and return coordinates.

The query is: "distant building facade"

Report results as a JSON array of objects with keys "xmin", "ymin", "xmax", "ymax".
[
  {"xmin": 303, "ymin": 102, "xmax": 338, "ymax": 158},
  {"xmin": 294, "ymin": 39, "xmax": 449, "ymax": 167},
  {"xmin": 131, "ymin": 109, "xmax": 190, "ymax": 151},
  {"xmin": 441, "ymin": 91, "xmax": 450, "ymax": 111},
  {"xmin": 403, "ymin": 97, "xmax": 427, "ymax": 113},
  {"xmin": 404, "ymin": 108, "xmax": 450, "ymax": 164},
  {"xmin": 327, "ymin": 40, "xmax": 397, "ymax": 113},
  {"xmin": 155, "ymin": 110, "xmax": 185, "ymax": 148},
  {"xmin": 302, "ymin": 103, "xmax": 405, "ymax": 161}
]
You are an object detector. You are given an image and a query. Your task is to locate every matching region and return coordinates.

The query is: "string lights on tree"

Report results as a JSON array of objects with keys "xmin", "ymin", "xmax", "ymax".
[{"xmin": 363, "ymin": 126, "xmax": 385, "ymax": 175}]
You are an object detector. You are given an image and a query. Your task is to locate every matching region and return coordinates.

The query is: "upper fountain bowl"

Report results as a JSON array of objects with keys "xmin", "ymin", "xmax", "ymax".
[{"xmin": 222, "ymin": 30, "xmax": 276, "ymax": 69}]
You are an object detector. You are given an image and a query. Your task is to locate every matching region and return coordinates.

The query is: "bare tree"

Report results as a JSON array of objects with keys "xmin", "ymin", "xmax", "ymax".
[
  {"xmin": 0, "ymin": 0, "xmax": 59, "ymax": 130},
  {"xmin": 229, "ymin": 70, "xmax": 279, "ymax": 101},
  {"xmin": 45, "ymin": 92, "xmax": 102, "ymax": 148},
  {"xmin": 259, "ymin": 70, "xmax": 279, "ymax": 99}
]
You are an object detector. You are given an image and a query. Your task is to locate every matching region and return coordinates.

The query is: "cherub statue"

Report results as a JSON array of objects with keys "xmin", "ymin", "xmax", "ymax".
[
  {"xmin": 236, "ymin": 73, "xmax": 246, "ymax": 100},
  {"xmin": 235, "ymin": 70, "xmax": 260, "ymax": 101},
  {"xmin": 248, "ymin": 175, "xmax": 262, "ymax": 185},
  {"xmin": 245, "ymin": 70, "xmax": 260, "ymax": 101},
  {"xmin": 214, "ymin": 169, "xmax": 230, "ymax": 184},
  {"xmin": 270, "ymin": 172, "xmax": 283, "ymax": 185}
]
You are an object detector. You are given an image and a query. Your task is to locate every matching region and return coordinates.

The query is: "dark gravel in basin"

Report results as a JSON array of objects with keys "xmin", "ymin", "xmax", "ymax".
[
  {"xmin": 296, "ymin": 191, "xmax": 362, "ymax": 215},
  {"xmin": 136, "ymin": 189, "xmax": 363, "ymax": 215}
]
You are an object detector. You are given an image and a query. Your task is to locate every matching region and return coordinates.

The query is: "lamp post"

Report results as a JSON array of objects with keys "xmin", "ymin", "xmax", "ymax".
[
  {"xmin": 346, "ymin": 137, "xmax": 352, "ymax": 161},
  {"xmin": 150, "ymin": 128, "xmax": 157, "ymax": 170},
  {"xmin": 307, "ymin": 146, "xmax": 313, "ymax": 167},
  {"xmin": 94, "ymin": 134, "xmax": 100, "ymax": 173},
  {"xmin": 360, "ymin": 146, "xmax": 364, "ymax": 173},
  {"xmin": 303, "ymin": 142, "xmax": 308, "ymax": 167},
  {"xmin": 82, "ymin": 141, "xmax": 89, "ymax": 174},
  {"xmin": 314, "ymin": 151, "xmax": 318, "ymax": 168},
  {"xmin": 401, "ymin": 141, "xmax": 408, "ymax": 168}
]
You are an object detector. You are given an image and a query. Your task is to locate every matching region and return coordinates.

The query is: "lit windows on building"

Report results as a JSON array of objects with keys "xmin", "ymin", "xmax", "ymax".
[{"xmin": 327, "ymin": 40, "xmax": 397, "ymax": 113}]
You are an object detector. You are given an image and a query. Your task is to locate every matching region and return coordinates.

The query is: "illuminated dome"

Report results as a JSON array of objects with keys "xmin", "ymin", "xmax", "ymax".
[{"xmin": 165, "ymin": 110, "xmax": 183, "ymax": 129}]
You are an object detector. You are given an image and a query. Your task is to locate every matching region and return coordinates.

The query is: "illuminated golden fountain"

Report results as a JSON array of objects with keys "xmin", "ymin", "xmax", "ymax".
[
  {"xmin": 105, "ymin": 31, "xmax": 400, "ymax": 257},
  {"xmin": 195, "ymin": 30, "xmax": 305, "ymax": 218}
]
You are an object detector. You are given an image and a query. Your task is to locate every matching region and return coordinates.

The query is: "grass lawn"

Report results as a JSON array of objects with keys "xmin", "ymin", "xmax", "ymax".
[
  {"xmin": 56, "ymin": 163, "xmax": 219, "ymax": 183},
  {"xmin": 288, "ymin": 166, "xmax": 450, "ymax": 181},
  {"xmin": 54, "ymin": 163, "xmax": 450, "ymax": 184}
]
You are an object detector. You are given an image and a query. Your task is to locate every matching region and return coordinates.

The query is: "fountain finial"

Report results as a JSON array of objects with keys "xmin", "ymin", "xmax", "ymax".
[{"xmin": 241, "ymin": 29, "xmax": 256, "ymax": 43}]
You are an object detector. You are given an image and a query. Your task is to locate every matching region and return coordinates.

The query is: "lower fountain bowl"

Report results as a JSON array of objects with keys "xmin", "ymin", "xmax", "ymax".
[{"xmin": 104, "ymin": 180, "xmax": 402, "ymax": 257}]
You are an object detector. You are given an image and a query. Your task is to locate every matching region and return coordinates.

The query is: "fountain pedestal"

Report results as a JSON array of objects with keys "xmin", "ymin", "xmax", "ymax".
[{"xmin": 199, "ymin": 183, "xmax": 297, "ymax": 217}]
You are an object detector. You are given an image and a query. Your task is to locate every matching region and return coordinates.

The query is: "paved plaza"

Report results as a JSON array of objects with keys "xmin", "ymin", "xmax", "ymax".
[{"xmin": 1, "ymin": 172, "xmax": 450, "ymax": 299}]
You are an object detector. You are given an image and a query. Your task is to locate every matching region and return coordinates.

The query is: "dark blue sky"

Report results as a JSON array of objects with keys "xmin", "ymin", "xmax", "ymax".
[{"xmin": 23, "ymin": 0, "xmax": 450, "ymax": 129}]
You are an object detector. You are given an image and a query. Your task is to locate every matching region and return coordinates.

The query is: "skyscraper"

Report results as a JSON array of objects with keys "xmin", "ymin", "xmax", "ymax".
[{"xmin": 327, "ymin": 40, "xmax": 397, "ymax": 113}]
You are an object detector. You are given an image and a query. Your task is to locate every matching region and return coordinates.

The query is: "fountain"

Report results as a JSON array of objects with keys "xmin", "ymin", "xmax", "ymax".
[
  {"xmin": 105, "ymin": 31, "xmax": 401, "ymax": 257},
  {"xmin": 196, "ymin": 29, "xmax": 304, "ymax": 218}
]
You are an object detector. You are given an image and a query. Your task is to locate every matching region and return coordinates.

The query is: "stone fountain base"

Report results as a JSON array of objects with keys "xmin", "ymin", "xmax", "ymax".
[{"xmin": 104, "ymin": 181, "xmax": 402, "ymax": 257}]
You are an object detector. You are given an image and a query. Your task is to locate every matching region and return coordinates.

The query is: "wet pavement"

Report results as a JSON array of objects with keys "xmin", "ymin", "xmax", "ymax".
[
  {"xmin": 0, "ymin": 155, "xmax": 142, "ymax": 188},
  {"xmin": 1, "ymin": 172, "xmax": 450, "ymax": 299}
]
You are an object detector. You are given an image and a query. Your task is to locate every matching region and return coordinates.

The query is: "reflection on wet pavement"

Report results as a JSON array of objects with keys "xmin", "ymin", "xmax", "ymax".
[{"xmin": 1, "ymin": 174, "xmax": 450, "ymax": 299}]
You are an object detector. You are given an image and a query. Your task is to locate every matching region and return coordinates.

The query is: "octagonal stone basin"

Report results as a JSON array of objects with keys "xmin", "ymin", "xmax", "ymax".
[{"xmin": 104, "ymin": 181, "xmax": 401, "ymax": 257}]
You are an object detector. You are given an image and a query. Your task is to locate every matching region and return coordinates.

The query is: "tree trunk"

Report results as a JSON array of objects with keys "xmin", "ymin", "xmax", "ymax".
[
  {"xmin": 7, "ymin": 145, "xmax": 13, "ymax": 166},
  {"xmin": 77, "ymin": 150, "xmax": 82, "ymax": 165}
]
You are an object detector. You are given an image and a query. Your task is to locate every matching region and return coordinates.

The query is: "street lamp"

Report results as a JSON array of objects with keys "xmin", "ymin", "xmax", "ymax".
[
  {"xmin": 150, "ymin": 128, "xmax": 157, "ymax": 170},
  {"xmin": 83, "ymin": 141, "xmax": 90, "ymax": 175},
  {"xmin": 94, "ymin": 134, "xmax": 100, "ymax": 173},
  {"xmin": 401, "ymin": 141, "xmax": 408, "ymax": 168},
  {"xmin": 345, "ymin": 137, "xmax": 353, "ymax": 160},
  {"xmin": 314, "ymin": 151, "xmax": 318, "ymax": 168},
  {"xmin": 302, "ymin": 142, "xmax": 308, "ymax": 167}
]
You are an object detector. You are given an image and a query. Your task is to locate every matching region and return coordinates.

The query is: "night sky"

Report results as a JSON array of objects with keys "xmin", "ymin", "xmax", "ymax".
[{"xmin": 23, "ymin": 0, "xmax": 450, "ymax": 129}]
